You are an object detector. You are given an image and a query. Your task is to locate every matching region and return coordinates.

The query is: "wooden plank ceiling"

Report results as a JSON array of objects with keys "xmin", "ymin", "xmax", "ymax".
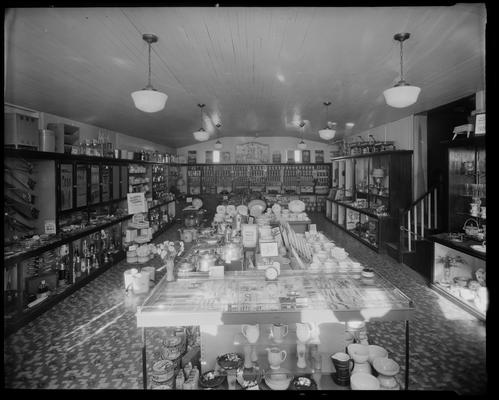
[{"xmin": 4, "ymin": 5, "xmax": 486, "ymax": 148}]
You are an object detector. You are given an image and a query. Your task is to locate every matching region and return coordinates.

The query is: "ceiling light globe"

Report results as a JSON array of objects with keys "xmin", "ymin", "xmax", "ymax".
[
  {"xmin": 193, "ymin": 129, "xmax": 210, "ymax": 141},
  {"xmin": 383, "ymin": 85, "xmax": 421, "ymax": 108},
  {"xmin": 131, "ymin": 89, "xmax": 168, "ymax": 113},
  {"xmin": 319, "ymin": 128, "xmax": 336, "ymax": 140},
  {"xmin": 297, "ymin": 141, "xmax": 307, "ymax": 150}
]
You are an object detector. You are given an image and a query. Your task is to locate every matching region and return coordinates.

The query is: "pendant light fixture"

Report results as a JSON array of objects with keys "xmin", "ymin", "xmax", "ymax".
[
  {"xmin": 193, "ymin": 104, "xmax": 210, "ymax": 141},
  {"xmin": 131, "ymin": 34, "xmax": 168, "ymax": 113},
  {"xmin": 383, "ymin": 33, "xmax": 421, "ymax": 108},
  {"xmin": 297, "ymin": 121, "xmax": 307, "ymax": 150},
  {"xmin": 214, "ymin": 123, "xmax": 223, "ymax": 149},
  {"xmin": 318, "ymin": 101, "xmax": 336, "ymax": 140}
]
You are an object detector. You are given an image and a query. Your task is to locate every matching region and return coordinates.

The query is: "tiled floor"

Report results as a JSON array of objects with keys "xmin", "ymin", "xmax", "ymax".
[{"xmin": 4, "ymin": 216, "xmax": 487, "ymax": 393}]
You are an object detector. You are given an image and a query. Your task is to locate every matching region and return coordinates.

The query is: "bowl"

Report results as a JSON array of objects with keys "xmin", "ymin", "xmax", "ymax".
[
  {"xmin": 372, "ymin": 358, "xmax": 400, "ymax": 377},
  {"xmin": 347, "ymin": 343, "xmax": 369, "ymax": 364},
  {"xmin": 368, "ymin": 345, "xmax": 388, "ymax": 364},
  {"xmin": 199, "ymin": 370, "xmax": 226, "ymax": 388},
  {"xmin": 350, "ymin": 372, "xmax": 380, "ymax": 390},
  {"xmin": 454, "ymin": 276, "xmax": 469, "ymax": 287}
]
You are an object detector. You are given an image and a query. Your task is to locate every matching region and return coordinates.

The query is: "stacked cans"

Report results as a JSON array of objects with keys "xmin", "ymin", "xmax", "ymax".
[{"xmin": 150, "ymin": 359, "xmax": 175, "ymax": 388}]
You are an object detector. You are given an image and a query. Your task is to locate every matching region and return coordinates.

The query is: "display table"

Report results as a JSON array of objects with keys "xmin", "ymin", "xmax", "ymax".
[{"xmin": 137, "ymin": 267, "xmax": 414, "ymax": 389}]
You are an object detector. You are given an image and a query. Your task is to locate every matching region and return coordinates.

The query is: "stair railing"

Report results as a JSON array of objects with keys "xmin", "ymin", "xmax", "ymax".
[{"xmin": 398, "ymin": 185, "xmax": 439, "ymax": 262}]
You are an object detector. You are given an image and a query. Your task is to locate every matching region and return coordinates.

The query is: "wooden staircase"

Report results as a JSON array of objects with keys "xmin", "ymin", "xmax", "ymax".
[{"xmin": 386, "ymin": 186, "xmax": 442, "ymax": 281}]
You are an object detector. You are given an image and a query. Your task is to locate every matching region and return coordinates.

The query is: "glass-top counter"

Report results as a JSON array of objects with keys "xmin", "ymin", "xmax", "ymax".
[{"xmin": 137, "ymin": 269, "xmax": 414, "ymax": 327}]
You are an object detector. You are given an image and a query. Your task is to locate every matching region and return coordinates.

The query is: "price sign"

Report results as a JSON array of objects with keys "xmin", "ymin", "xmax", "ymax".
[
  {"xmin": 260, "ymin": 241, "xmax": 278, "ymax": 257},
  {"xmin": 223, "ymin": 195, "xmax": 228, "ymax": 200},
  {"xmin": 127, "ymin": 192, "xmax": 147, "ymax": 214},
  {"xmin": 186, "ymin": 197, "xmax": 192, "ymax": 203},
  {"xmin": 309, "ymin": 224, "xmax": 317, "ymax": 234},
  {"xmin": 44, "ymin": 220, "xmax": 56, "ymax": 235},
  {"xmin": 242, "ymin": 224, "xmax": 258, "ymax": 248}
]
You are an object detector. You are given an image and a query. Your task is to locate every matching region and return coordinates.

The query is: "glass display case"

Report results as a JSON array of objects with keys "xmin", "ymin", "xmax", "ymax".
[
  {"xmin": 326, "ymin": 151, "xmax": 412, "ymax": 252},
  {"xmin": 429, "ymin": 136, "xmax": 486, "ymax": 320},
  {"xmin": 137, "ymin": 269, "xmax": 414, "ymax": 389}
]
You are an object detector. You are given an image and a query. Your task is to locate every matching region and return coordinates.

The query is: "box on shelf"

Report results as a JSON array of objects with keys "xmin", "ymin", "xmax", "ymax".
[{"xmin": 4, "ymin": 113, "xmax": 40, "ymax": 150}]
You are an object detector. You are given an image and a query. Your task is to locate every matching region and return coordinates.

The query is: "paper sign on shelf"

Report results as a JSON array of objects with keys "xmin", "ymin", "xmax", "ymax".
[
  {"xmin": 242, "ymin": 224, "xmax": 258, "ymax": 248},
  {"xmin": 44, "ymin": 220, "xmax": 56, "ymax": 235},
  {"xmin": 127, "ymin": 192, "xmax": 147, "ymax": 214},
  {"xmin": 186, "ymin": 197, "xmax": 192, "ymax": 203},
  {"xmin": 260, "ymin": 241, "xmax": 279, "ymax": 257},
  {"xmin": 209, "ymin": 265, "xmax": 225, "ymax": 278},
  {"xmin": 309, "ymin": 224, "xmax": 317, "ymax": 234}
]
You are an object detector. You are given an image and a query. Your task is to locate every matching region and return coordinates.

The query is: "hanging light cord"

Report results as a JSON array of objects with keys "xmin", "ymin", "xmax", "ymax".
[
  {"xmin": 399, "ymin": 39, "xmax": 404, "ymax": 82},
  {"xmin": 147, "ymin": 41, "xmax": 152, "ymax": 88}
]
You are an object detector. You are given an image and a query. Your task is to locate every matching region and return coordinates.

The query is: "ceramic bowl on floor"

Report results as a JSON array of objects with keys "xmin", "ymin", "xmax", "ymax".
[
  {"xmin": 347, "ymin": 343, "xmax": 369, "ymax": 364},
  {"xmin": 368, "ymin": 345, "xmax": 388, "ymax": 364},
  {"xmin": 350, "ymin": 372, "xmax": 380, "ymax": 390},
  {"xmin": 372, "ymin": 358, "xmax": 400, "ymax": 377}
]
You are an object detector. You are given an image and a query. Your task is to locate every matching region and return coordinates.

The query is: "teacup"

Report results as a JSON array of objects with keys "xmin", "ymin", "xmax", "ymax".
[{"xmin": 271, "ymin": 323, "xmax": 288, "ymax": 343}]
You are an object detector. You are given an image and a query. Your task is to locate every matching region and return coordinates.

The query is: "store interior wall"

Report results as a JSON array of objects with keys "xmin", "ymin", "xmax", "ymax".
[{"xmin": 176, "ymin": 136, "xmax": 332, "ymax": 164}]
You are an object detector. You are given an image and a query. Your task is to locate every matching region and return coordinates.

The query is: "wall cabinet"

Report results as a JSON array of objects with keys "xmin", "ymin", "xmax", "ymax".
[{"xmin": 325, "ymin": 150, "xmax": 412, "ymax": 252}]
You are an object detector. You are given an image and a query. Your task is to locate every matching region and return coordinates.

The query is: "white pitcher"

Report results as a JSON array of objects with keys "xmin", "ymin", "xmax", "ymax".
[
  {"xmin": 296, "ymin": 322, "xmax": 313, "ymax": 343},
  {"xmin": 242, "ymin": 324, "xmax": 260, "ymax": 344}
]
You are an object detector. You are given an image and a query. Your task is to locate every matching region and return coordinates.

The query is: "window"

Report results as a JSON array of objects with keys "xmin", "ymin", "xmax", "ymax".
[
  {"xmin": 294, "ymin": 150, "xmax": 302, "ymax": 163},
  {"xmin": 213, "ymin": 150, "xmax": 220, "ymax": 163}
]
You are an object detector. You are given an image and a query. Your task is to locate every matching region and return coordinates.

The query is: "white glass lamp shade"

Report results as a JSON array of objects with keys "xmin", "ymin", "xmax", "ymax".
[
  {"xmin": 383, "ymin": 83, "xmax": 421, "ymax": 108},
  {"xmin": 319, "ymin": 128, "xmax": 336, "ymax": 140},
  {"xmin": 131, "ymin": 88, "xmax": 167, "ymax": 113},
  {"xmin": 297, "ymin": 140, "xmax": 307, "ymax": 150},
  {"xmin": 214, "ymin": 140, "xmax": 223, "ymax": 150},
  {"xmin": 193, "ymin": 129, "xmax": 210, "ymax": 141}
]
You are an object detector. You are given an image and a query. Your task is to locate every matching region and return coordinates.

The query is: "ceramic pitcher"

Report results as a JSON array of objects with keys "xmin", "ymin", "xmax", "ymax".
[
  {"xmin": 296, "ymin": 322, "xmax": 313, "ymax": 343},
  {"xmin": 266, "ymin": 347, "xmax": 287, "ymax": 369},
  {"xmin": 242, "ymin": 324, "xmax": 260, "ymax": 344}
]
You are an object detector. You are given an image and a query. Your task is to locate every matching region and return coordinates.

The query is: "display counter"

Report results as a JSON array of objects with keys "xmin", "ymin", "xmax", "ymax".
[{"xmin": 137, "ymin": 238, "xmax": 414, "ymax": 390}]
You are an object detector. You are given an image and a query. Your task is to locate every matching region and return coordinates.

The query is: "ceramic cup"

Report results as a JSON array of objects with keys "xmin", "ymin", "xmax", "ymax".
[
  {"xmin": 271, "ymin": 323, "xmax": 288, "ymax": 343},
  {"xmin": 267, "ymin": 347, "xmax": 287, "ymax": 369},
  {"xmin": 331, "ymin": 352, "xmax": 354, "ymax": 386},
  {"xmin": 242, "ymin": 324, "xmax": 260, "ymax": 344}
]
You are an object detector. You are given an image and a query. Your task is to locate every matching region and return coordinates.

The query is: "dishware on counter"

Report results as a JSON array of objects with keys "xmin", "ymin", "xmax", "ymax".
[
  {"xmin": 236, "ymin": 366, "xmax": 262, "ymax": 390},
  {"xmin": 372, "ymin": 357, "xmax": 400, "ymax": 390},
  {"xmin": 217, "ymin": 352, "xmax": 244, "ymax": 370},
  {"xmin": 264, "ymin": 368, "xmax": 293, "ymax": 390},
  {"xmin": 266, "ymin": 347, "xmax": 287, "ymax": 369},
  {"xmin": 330, "ymin": 352, "xmax": 355, "ymax": 386},
  {"xmin": 236, "ymin": 205, "xmax": 248, "ymax": 216},
  {"xmin": 296, "ymin": 322, "xmax": 313, "ymax": 343},
  {"xmin": 271, "ymin": 323, "xmax": 288, "ymax": 343},
  {"xmin": 288, "ymin": 199, "xmax": 306, "ymax": 213},
  {"xmin": 350, "ymin": 372, "xmax": 380, "ymax": 390},
  {"xmin": 296, "ymin": 342, "xmax": 307, "ymax": 368},
  {"xmin": 198, "ymin": 370, "xmax": 226, "ymax": 389},
  {"xmin": 242, "ymin": 323, "xmax": 260, "ymax": 344},
  {"xmin": 347, "ymin": 343, "xmax": 371, "ymax": 375},
  {"xmin": 289, "ymin": 375, "xmax": 317, "ymax": 390},
  {"xmin": 368, "ymin": 345, "xmax": 388, "ymax": 365},
  {"xmin": 197, "ymin": 253, "xmax": 217, "ymax": 272}
]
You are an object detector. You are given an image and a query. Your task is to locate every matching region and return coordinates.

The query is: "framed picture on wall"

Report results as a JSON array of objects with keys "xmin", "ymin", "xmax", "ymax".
[
  {"xmin": 222, "ymin": 151, "xmax": 231, "ymax": 163},
  {"xmin": 205, "ymin": 150, "xmax": 213, "ymax": 164},
  {"xmin": 315, "ymin": 150, "xmax": 324, "ymax": 163},
  {"xmin": 187, "ymin": 151, "xmax": 197, "ymax": 164},
  {"xmin": 272, "ymin": 151, "xmax": 282, "ymax": 163},
  {"xmin": 302, "ymin": 150, "xmax": 311, "ymax": 163}
]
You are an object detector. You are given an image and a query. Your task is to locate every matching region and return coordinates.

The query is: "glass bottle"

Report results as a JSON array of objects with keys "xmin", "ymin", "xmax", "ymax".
[
  {"xmin": 58, "ymin": 260, "xmax": 67, "ymax": 286},
  {"xmin": 37, "ymin": 280, "xmax": 49, "ymax": 299},
  {"xmin": 74, "ymin": 249, "xmax": 81, "ymax": 281}
]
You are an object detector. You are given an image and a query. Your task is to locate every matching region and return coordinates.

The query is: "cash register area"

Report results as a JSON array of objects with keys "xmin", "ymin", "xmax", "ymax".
[{"xmin": 3, "ymin": 214, "xmax": 486, "ymax": 393}]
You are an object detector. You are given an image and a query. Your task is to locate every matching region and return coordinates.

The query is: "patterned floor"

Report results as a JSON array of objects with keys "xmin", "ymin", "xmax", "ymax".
[{"xmin": 3, "ymin": 216, "xmax": 487, "ymax": 393}]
